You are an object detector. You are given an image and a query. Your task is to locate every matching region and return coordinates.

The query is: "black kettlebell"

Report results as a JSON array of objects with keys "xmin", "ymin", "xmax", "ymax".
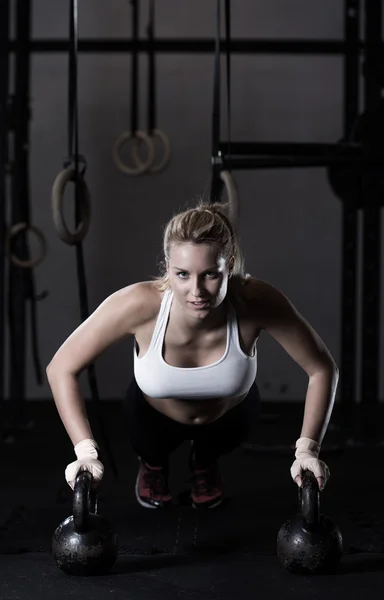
[
  {"xmin": 276, "ymin": 469, "xmax": 343, "ymax": 574},
  {"xmin": 52, "ymin": 470, "xmax": 118, "ymax": 576}
]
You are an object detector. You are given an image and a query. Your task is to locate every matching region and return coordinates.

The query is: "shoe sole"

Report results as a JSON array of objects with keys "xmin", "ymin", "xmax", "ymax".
[
  {"xmin": 135, "ymin": 458, "xmax": 171, "ymax": 510},
  {"xmin": 191, "ymin": 495, "xmax": 224, "ymax": 509}
]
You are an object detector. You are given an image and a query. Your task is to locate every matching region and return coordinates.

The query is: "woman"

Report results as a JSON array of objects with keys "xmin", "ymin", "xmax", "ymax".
[{"xmin": 46, "ymin": 202, "xmax": 338, "ymax": 510}]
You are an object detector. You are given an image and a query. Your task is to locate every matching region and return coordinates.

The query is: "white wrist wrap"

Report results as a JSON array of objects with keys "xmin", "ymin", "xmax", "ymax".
[
  {"xmin": 74, "ymin": 438, "xmax": 99, "ymax": 460},
  {"xmin": 295, "ymin": 437, "xmax": 320, "ymax": 458}
]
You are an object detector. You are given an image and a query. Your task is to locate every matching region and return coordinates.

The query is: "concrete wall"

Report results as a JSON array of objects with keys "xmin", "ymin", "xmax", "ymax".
[{"xmin": 11, "ymin": 0, "xmax": 382, "ymax": 401}]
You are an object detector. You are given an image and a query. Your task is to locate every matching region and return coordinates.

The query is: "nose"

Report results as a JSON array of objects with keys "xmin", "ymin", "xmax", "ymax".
[{"xmin": 191, "ymin": 277, "xmax": 204, "ymax": 298}]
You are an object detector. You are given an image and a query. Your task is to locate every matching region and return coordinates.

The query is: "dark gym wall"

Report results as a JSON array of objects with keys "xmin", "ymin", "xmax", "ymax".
[{"xmin": 18, "ymin": 0, "xmax": 382, "ymax": 401}]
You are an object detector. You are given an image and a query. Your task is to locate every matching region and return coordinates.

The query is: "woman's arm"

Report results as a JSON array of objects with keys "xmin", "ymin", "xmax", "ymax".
[
  {"xmin": 253, "ymin": 280, "xmax": 339, "ymax": 444},
  {"xmin": 299, "ymin": 364, "xmax": 338, "ymax": 443},
  {"xmin": 46, "ymin": 282, "xmax": 158, "ymax": 445}
]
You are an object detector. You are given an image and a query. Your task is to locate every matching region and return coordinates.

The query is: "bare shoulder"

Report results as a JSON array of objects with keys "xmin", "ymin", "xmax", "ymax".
[
  {"xmin": 47, "ymin": 281, "xmax": 162, "ymax": 374},
  {"xmin": 239, "ymin": 278, "xmax": 337, "ymax": 372},
  {"xmin": 101, "ymin": 281, "xmax": 162, "ymax": 332},
  {"xmin": 239, "ymin": 277, "xmax": 297, "ymax": 323}
]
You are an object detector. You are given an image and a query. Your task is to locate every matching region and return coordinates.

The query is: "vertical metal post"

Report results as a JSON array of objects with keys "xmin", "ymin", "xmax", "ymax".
[
  {"xmin": 8, "ymin": 0, "xmax": 32, "ymax": 431},
  {"xmin": 210, "ymin": 0, "xmax": 224, "ymax": 203},
  {"xmin": 340, "ymin": 0, "xmax": 360, "ymax": 437},
  {"xmin": 0, "ymin": 0, "xmax": 10, "ymax": 430},
  {"xmin": 359, "ymin": 0, "xmax": 382, "ymax": 443}
]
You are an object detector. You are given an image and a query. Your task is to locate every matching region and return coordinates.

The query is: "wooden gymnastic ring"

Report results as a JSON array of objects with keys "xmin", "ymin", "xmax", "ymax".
[
  {"xmin": 112, "ymin": 130, "xmax": 155, "ymax": 176},
  {"xmin": 51, "ymin": 166, "xmax": 91, "ymax": 245},
  {"xmin": 7, "ymin": 222, "xmax": 47, "ymax": 268},
  {"xmin": 131, "ymin": 128, "xmax": 171, "ymax": 173},
  {"xmin": 220, "ymin": 170, "xmax": 240, "ymax": 229}
]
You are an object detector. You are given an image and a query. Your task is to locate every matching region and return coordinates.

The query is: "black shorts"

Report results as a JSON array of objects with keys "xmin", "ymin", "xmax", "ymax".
[{"xmin": 123, "ymin": 377, "xmax": 260, "ymax": 466}]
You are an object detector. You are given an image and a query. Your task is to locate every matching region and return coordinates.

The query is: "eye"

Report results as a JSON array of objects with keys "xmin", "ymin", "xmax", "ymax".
[
  {"xmin": 205, "ymin": 271, "xmax": 219, "ymax": 279},
  {"xmin": 176, "ymin": 271, "xmax": 189, "ymax": 279}
]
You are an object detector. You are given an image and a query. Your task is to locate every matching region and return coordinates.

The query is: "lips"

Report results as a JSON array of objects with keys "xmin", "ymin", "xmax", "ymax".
[{"xmin": 189, "ymin": 300, "xmax": 210, "ymax": 308}]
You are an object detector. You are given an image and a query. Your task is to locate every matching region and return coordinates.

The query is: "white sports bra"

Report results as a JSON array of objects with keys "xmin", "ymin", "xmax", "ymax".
[{"xmin": 133, "ymin": 289, "xmax": 257, "ymax": 401}]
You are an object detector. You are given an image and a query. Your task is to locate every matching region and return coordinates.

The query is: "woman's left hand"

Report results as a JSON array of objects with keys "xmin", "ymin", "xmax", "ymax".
[
  {"xmin": 290, "ymin": 437, "xmax": 330, "ymax": 491},
  {"xmin": 290, "ymin": 456, "xmax": 330, "ymax": 490}
]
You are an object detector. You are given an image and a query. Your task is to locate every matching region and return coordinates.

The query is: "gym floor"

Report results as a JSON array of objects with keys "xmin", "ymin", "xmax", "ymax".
[{"xmin": 1, "ymin": 401, "xmax": 384, "ymax": 600}]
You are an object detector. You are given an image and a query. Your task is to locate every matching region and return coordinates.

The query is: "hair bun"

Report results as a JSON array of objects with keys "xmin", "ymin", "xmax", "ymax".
[{"xmin": 198, "ymin": 201, "xmax": 231, "ymax": 219}]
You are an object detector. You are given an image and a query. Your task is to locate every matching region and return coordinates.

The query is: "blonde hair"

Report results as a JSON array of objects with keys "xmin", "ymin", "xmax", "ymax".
[{"xmin": 155, "ymin": 201, "xmax": 248, "ymax": 292}]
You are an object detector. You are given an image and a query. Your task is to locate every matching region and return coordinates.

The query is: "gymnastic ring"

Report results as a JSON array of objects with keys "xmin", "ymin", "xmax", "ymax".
[
  {"xmin": 6, "ymin": 222, "xmax": 47, "ymax": 268},
  {"xmin": 112, "ymin": 130, "xmax": 155, "ymax": 176},
  {"xmin": 131, "ymin": 128, "xmax": 171, "ymax": 173},
  {"xmin": 51, "ymin": 166, "xmax": 91, "ymax": 245},
  {"xmin": 220, "ymin": 170, "xmax": 240, "ymax": 229}
]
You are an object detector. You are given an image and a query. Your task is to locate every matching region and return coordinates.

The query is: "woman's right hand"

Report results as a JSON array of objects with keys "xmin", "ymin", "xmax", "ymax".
[{"xmin": 65, "ymin": 438, "xmax": 104, "ymax": 489}]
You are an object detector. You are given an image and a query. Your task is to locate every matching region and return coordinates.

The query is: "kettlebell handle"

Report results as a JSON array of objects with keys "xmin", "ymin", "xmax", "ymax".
[
  {"xmin": 73, "ymin": 470, "xmax": 97, "ymax": 533},
  {"xmin": 299, "ymin": 469, "xmax": 320, "ymax": 530}
]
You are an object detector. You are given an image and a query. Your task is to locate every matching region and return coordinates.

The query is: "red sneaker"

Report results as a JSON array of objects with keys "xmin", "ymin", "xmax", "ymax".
[
  {"xmin": 135, "ymin": 458, "xmax": 172, "ymax": 509},
  {"xmin": 189, "ymin": 463, "xmax": 225, "ymax": 509}
]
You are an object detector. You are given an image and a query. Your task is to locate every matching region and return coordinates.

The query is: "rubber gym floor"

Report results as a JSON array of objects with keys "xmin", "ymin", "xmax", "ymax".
[{"xmin": 1, "ymin": 400, "xmax": 384, "ymax": 600}]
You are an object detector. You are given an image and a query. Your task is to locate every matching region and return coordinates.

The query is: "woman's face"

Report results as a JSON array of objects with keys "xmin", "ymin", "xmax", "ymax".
[{"xmin": 167, "ymin": 242, "xmax": 230, "ymax": 319}]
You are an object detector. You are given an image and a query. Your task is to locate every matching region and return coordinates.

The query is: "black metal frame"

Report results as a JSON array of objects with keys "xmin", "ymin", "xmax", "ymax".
[
  {"xmin": 212, "ymin": 0, "xmax": 382, "ymax": 443},
  {"xmin": 340, "ymin": 0, "xmax": 360, "ymax": 435},
  {"xmin": 359, "ymin": 0, "xmax": 382, "ymax": 442},
  {"xmin": 0, "ymin": 0, "xmax": 10, "ymax": 417},
  {"xmin": 7, "ymin": 0, "xmax": 33, "ymax": 434},
  {"xmin": 6, "ymin": 38, "xmax": 381, "ymax": 54}
]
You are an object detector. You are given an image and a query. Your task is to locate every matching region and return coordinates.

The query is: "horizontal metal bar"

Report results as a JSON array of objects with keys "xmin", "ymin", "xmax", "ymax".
[
  {"xmin": 221, "ymin": 155, "xmax": 384, "ymax": 169},
  {"xmin": 219, "ymin": 141, "xmax": 364, "ymax": 157},
  {"xmin": 7, "ymin": 38, "xmax": 368, "ymax": 54}
]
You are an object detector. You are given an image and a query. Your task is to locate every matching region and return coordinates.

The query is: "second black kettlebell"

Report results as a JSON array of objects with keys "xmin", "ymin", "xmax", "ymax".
[
  {"xmin": 52, "ymin": 470, "xmax": 118, "ymax": 576},
  {"xmin": 276, "ymin": 469, "xmax": 343, "ymax": 574}
]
